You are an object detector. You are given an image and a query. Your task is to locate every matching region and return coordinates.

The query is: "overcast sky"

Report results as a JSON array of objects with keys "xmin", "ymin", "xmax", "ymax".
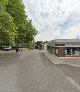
[{"xmin": 22, "ymin": 0, "xmax": 80, "ymax": 41}]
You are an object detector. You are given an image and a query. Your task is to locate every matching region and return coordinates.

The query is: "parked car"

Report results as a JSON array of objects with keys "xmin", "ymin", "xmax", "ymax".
[{"xmin": 4, "ymin": 45, "xmax": 12, "ymax": 51}]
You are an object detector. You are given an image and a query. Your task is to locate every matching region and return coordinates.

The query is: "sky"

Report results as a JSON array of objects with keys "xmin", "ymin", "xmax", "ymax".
[{"xmin": 22, "ymin": 0, "xmax": 80, "ymax": 41}]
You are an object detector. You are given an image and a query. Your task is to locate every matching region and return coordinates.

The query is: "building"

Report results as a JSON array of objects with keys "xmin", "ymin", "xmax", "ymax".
[{"xmin": 47, "ymin": 39, "xmax": 80, "ymax": 57}]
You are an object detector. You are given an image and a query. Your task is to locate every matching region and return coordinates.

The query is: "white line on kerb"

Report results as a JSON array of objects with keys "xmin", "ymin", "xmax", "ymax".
[{"xmin": 67, "ymin": 77, "xmax": 80, "ymax": 90}]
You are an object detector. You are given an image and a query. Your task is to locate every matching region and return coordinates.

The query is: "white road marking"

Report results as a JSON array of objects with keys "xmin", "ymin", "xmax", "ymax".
[{"xmin": 67, "ymin": 77, "xmax": 80, "ymax": 90}]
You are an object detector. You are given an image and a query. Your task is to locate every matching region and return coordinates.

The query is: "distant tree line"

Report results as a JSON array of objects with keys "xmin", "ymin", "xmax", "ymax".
[{"xmin": 0, "ymin": 0, "xmax": 37, "ymax": 48}]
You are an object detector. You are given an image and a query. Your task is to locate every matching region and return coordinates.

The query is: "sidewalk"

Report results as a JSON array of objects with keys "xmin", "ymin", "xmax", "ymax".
[
  {"xmin": 0, "ymin": 50, "xmax": 16, "ymax": 56},
  {"xmin": 0, "ymin": 48, "xmax": 28, "ymax": 57},
  {"xmin": 42, "ymin": 50, "xmax": 80, "ymax": 67}
]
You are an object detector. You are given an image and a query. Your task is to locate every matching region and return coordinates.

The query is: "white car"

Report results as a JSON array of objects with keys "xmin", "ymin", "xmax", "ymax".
[{"xmin": 4, "ymin": 46, "xmax": 12, "ymax": 51}]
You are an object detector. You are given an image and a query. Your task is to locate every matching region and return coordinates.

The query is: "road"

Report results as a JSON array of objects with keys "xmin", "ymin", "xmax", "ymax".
[
  {"xmin": 0, "ymin": 50, "xmax": 80, "ymax": 92},
  {"xmin": 56, "ymin": 64, "xmax": 80, "ymax": 87}
]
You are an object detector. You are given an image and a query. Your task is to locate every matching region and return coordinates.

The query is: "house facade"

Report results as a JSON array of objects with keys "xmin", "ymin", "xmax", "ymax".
[{"xmin": 47, "ymin": 39, "xmax": 80, "ymax": 57}]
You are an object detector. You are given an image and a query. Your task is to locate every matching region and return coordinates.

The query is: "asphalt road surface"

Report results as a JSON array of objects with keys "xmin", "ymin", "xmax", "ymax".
[
  {"xmin": 0, "ymin": 50, "xmax": 80, "ymax": 92},
  {"xmin": 56, "ymin": 64, "xmax": 80, "ymax": 87}
]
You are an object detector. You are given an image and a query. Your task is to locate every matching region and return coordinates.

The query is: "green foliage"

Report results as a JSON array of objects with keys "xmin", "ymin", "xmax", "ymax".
[
  {"xmin": 6, "ymin": 0, "xmax": 27, "ymax": 27},
  {"xmin": 0, "ymin": 0, "xmax": 37, "ymax": 48},
  {"xmin": 0, "ymin": 0, "xmax": 16, "ymax": 46},
  {"xmin": 0, "ymin": 12, "xmax": 16, "ymax": 46},
  {"xmin": 21, "ymin": 20, "xmax": 37, "ymax": 43},
  {"xmin": 28, "ymin": 41, "xmax": 34, "ymax": 50},
  {"xmin": 0, "ymin": 0, "xmax": 8, "ymax": 13},
  {"xmin": 0, "ymin": 12, "xmax": 15, "ymax": 30}
]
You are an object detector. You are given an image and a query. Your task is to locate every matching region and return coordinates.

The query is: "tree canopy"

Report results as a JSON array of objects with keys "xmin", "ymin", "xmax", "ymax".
[
  {"xmin": 0, "ymin": 0, "xmax": 37, "ymax": 48},
  {"xmin": 0, "ymin": 0, "xmax": 16, "ymax": 46}
]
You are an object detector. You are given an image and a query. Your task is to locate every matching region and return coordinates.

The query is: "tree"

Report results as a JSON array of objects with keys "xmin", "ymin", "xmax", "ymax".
[
  {"xmin": 0, "ymin": 0, "xmax": 16, "ymax": 47},
  {"xmin": 6, "ymin": 0, "xmax": 37, "ymax": 47},
  {"xmin": 0, "ymin": 0, "xmax": 37, "ymax": 49},
  {"xmin": 21, "ymin": 20, "xmax": 37, "ymax": 43},
  {"xmin": 6, "ymin": 0, "xmax": 27, "ymax": 27},
  {"xmin": 6, "ymin": 0, "xmax": 27, "ymax": 46},
  {"xmin": 0, "ymin": 12, "xmax": 16, "ymax": 46}
]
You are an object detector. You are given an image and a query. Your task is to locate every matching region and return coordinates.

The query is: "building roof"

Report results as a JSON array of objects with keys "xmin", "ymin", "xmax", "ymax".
[
  {"xmin": 47, "ymin": 39, "xmax": 80, "ymax": 47},
  {"xmin": 54, "ymin": 39, "xmax": 80, "ymax": 42}
]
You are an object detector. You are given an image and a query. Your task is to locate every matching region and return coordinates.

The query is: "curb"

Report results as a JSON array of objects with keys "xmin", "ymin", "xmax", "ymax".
[
  {"xmin": 0, "ymin": 51, "xmax": 16, "ymax": 57},
  {"xmin": 42, "ymin": 51, "xmax": 54, "ymax": 64},
  {"xmin": 42, "ymin": 50, "xmax": 80, "ymax": 68},
  {"xmin": 42, "ymin": 50, "xmax": 80, "ymax": 91},
  {"xmin": 64, "ymin": 63, "xmax": 80, "ymax": 68}
]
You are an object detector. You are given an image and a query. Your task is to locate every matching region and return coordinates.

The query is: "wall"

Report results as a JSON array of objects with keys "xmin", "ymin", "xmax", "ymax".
[{"xmin": 58, "ymin": 47, "xmax": 65, "ymax": 57}]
